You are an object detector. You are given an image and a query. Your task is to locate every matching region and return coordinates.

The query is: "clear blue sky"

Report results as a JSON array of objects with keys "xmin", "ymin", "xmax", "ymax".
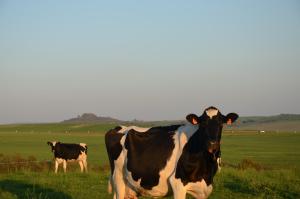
[{"xmin": 1, "ymin": 0, "xmax": 300, "ymax": 123}]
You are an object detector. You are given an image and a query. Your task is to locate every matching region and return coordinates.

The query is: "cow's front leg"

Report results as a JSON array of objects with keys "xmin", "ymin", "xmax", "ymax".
[
  {"xmin": 79, "ymin": 161, "xmax": 84, "ymax": 172},
  {"xmin": 170, "ymin": 176, "xmax": 187, "ymax": 199},
  {"xmin": 54, "ymin": 160, "xmax": 59, "ymax": 173}
]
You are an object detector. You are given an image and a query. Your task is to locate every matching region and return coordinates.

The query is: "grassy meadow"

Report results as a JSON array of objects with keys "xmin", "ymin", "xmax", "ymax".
[{"xmin": 0, "ymin": 123, "xmax": 300, "ymax": 198}]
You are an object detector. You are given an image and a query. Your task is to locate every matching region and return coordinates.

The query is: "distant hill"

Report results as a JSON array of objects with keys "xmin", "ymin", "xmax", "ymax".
[
  {"xmin": 62, "ymin": 113, "xmax": 122, "ymax": 123},
  {"xmin": 61, "ymin": 113, "xmax": 300, "ymax": 131},
  {"xmin": 237, "ymin": 114, "xmax": 300, "ymax": 124},
  {"xmin": 140, "ymin": 114, "xmax": 300, "ymax": 132},
  {"xmin": 228, "ymin": 114, "xmax": 300, "ymax": 131}
]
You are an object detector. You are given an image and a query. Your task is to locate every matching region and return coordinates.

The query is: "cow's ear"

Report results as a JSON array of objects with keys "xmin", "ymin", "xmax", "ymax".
[
  {"xmin": 47, "ymin": 141, "xmax": 51, "ymax": 146},
  {"xmin": 186, "ymin": 114, "xmax": 200, "ymax": 125},
  {"xmin": 223, "ymin": 113, "xmax": 239, "ymax": 124}
]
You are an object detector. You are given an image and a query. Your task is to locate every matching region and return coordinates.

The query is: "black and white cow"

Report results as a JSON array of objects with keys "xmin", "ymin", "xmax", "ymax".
[
  {"xmin": 47, "ymin": 141, "xmax": 88, "ymax": 173},
  {"xmin": 105, "ymin": 107, "xmax": 238, "ymax": 199}
]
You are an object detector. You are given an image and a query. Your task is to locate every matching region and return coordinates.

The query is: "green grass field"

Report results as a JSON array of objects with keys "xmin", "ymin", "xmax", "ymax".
[{"xmin": 0, "ymin": 123, "xmax": 300, "ymax": 198}]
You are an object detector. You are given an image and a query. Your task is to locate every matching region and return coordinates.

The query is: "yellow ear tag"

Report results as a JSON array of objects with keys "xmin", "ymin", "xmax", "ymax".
[
  {"xmin": 227, "ymin": 119, "xmax": 232, "ymax": 125},
  {"xmin": 192, "ymin": 118, "xmax": 198, "ymax": 125}
]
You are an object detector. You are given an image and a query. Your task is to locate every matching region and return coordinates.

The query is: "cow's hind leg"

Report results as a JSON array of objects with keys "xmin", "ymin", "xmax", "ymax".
[
  {"xmin": 112, "ymin": 151, "xmax": 126, "ymax": 199},
  {"xmin": 112, "ymin": 169, "xmax": 126, "ymax": 199},
  {"xmin": 83, "ymin": 159, "xmax": 88, "ymax": 172},
  {"xmin": 108, "ymin": 175, "xmax": 117, "ymax": 199},
  {"xmin": 63, "ymin": 160, "xmax": 67, "ymax": 173},
  {"xmin": 108, "ymin": 175, "xmax": 113, "ymax": 194}
]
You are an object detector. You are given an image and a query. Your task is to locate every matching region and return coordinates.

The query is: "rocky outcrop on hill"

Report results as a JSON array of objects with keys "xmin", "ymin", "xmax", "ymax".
[{"xmin": 62, "ymin": 113, "xmax": 122, "ymax": 123}]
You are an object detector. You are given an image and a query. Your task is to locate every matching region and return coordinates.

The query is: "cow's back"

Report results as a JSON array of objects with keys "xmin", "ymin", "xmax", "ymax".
[{"xmin": 54, "ymin": 143, "xmax": 86, "ymax": 160}]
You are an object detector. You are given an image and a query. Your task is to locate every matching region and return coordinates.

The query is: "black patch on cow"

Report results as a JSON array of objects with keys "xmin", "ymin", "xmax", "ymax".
[
  {"xmin": 51, "ymin": 142, "xmax": 87, "ymax": 160},
  {"xmin": 105, "ymin": 126, "xmax": 124, "ymax": 175},
  {"xmin": 175, "ymin": 128, "xmax": 218, "ymax": 186},
  {"xmin": 125, "ymin": 125, "xmax": 180, "ymax": 190}
]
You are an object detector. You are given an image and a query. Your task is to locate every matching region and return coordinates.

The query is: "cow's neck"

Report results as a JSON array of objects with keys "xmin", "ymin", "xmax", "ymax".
[{"xmin": 175, "ymin": 130, "xmax": 218, "ymax": 186}]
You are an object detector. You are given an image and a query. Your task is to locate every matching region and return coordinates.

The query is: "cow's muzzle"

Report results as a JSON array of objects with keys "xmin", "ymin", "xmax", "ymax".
[{"xmin": 207, "ymin": 141, "xmax": 219, "ymax": 154}]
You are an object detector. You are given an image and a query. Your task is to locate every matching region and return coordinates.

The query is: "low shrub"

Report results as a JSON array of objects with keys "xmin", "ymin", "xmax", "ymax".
[{"xmin": 0, "ymin": 153, "xmax": 52, "ymax": 173}]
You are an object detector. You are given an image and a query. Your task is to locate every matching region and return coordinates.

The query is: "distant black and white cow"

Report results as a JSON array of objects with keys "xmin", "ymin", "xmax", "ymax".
[
  {"xmin": 105, "ymin": 106, "xmax": 238, "ymax": 199},
  {"xmin": 47, "ymin": 141, "xmax": 88, "ymax": 173}
]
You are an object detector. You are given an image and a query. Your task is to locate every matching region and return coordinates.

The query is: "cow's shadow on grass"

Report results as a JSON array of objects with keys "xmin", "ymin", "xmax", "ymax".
[{"xmin": 0, "ymin": 179, "xmax": 72, "ymax": 199}]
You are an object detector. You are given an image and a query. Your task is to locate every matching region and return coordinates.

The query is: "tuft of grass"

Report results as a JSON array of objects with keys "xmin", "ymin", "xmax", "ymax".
[{"xmin": 237, "ymin": 159, "xmax": 269, "ymax": 171}]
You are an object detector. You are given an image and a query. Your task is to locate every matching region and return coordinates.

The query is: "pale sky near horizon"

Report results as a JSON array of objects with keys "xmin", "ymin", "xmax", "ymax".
[{"xmin": 1, "ymin": 1, "xmax": 300, "ymax": 123}]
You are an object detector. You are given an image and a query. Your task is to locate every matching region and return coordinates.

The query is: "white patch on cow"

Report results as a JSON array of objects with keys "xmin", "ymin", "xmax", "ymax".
[
  {"xmin": 205, "ymin": 108, "xmax": 219, "ymax": 119},
  {"xmin": 51, "ymin": 141, "xmax": 57, "ymax": 146},
  {"xmin": 79, "ymin": 143, "xmax": 87, "ymax": 147},
  {"xmin": 179, "ymin": 132, "xmax": 188, "ymax": 150},
  {"xmin": 169, "ymin": 176, "xmax": 187, "ymax": 199},
  {"xmin": 217, "ymin": 157, "xmax": 221, "ymax": 172},
  {"xmin": 119, "ymin": 125, "xmax": 150, "ymax": 134},
  {"xmin": 112, "ymin": 134, "xmax": 127, "ymax": 199},
  {"xmin": 55, "ymin": 158, "xmax": 64, "ymax": 164},
  {"xmin": 77, "ymin": 151, "xmax": 87, "ymax": 161},
  {"xmin": 54, "ymin": 158, "xmax": 65, "ymax": 173},
  {"xmin": 67, "ymin": 159, "xmax": 77, "ymax": 162},
  {"xmin": 186, "ymin": 180, "xmax": 213, "ymax": 199},
  {"xmin": 179, "ymin": 123, "xmax": 199, "ymax": 142},
  {"xmin": 125, "ymin": 186, "xmax": 138, "ymax": 199}
]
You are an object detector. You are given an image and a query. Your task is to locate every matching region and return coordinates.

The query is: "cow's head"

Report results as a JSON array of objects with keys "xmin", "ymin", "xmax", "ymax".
[
  {"xmin": 47, "ymin": 141, "xmax": 57, "ymax": 152},
  {"xmin": 186, "ymin": 106, "xmax": 238, "ymax": 156}
]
